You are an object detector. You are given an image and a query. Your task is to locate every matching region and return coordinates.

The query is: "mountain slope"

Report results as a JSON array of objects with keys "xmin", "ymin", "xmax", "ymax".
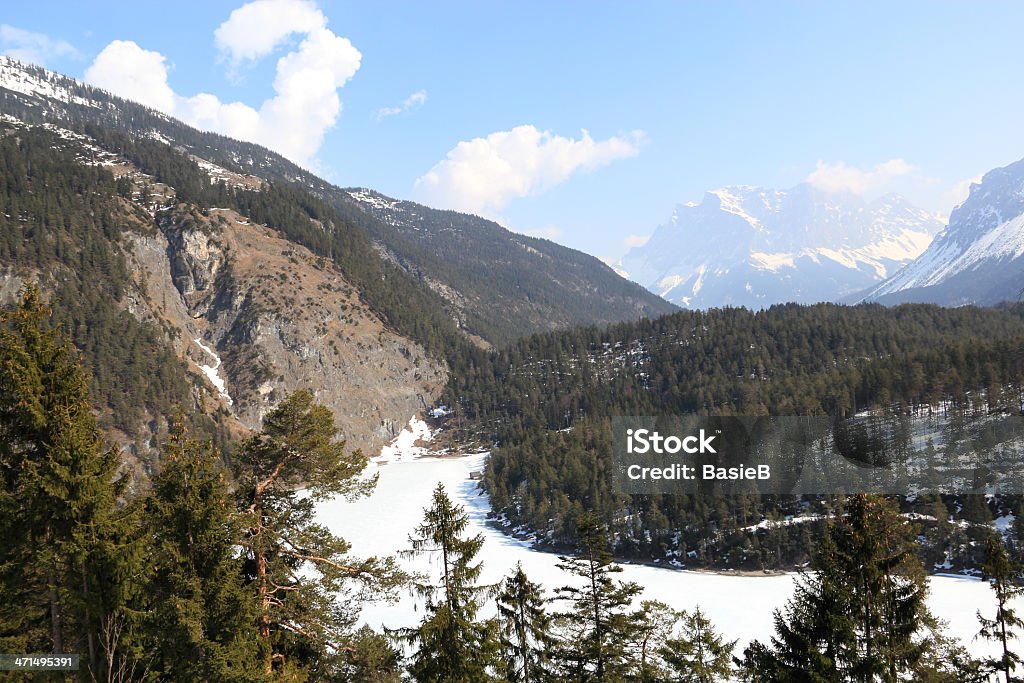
[
  {"xmin": 865, "ymin": 156, "xmax": 1024, "ymax": 306},
  {"xmin": 0, "ymin": 56, "xmax": 675, "ymax": 348},
  {"xmin": 617, "ymin": 184, "xmax": 942, "ymax": 309},
  {"xmin": 0, "ymin": 69, "xmax": 450, "ymax": 472},
  {"xmin": 344, "ymin": 188, "xmax": 677, "ymax": 345}
]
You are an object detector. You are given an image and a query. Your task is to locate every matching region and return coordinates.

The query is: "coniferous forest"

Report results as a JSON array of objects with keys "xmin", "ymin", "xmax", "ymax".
[{"xmin": 6, "ymin": 281, "xmax": 1024, "ymax": 681}]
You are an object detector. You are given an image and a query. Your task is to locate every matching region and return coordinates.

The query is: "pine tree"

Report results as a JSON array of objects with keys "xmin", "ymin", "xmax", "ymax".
[
  {"xmin": 741, "ymin": 494, "xmax": 932, "ymax": 682},
  {"xmin": 741, "ymin": 553, "xmax": 853, "ymax": 682},
  {"xmin": 234, "ymin": 389, "xmax": 404, "ymax": 678},
  {"xmin": 401, "ymin": 483, "xmax": 497, "ymax": 682},
  {"xmin": 660, "ymin": 606, "xmax": 735, "ymax": 683},
  {"xmin": 977, "ymin": 529, "xmax": 1024, "ymax": 683},
  {"xmin": 629, "ymin": 600, "xmax": 678, "ymax": 682},
  {"xmin": 339, "ymin": 625, "xmax": 403, "ymax": 683},
  {"xmin": 496, "ymin": 563, "xmax": 555, "ymax": 683},
  {"xmin": 142, "ymin": 422, "xmax": 263, "ymax": 681},
  {"xmin": 552, "ymin": 513, "xmax": 643, "ymax": 681},
  {"xmin": 0, "ymin": 286, "xmax": 136, "ymax": 678}
]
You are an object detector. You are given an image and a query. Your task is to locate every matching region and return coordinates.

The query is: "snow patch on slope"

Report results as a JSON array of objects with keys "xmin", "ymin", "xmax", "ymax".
[
  {"xmin": 0, "ymin": 57, "xmax": 97, "ymax": 108},
  {"xmin": 194, "ymin": 338, "xmax": 233, "ymax": 405},
  {"xmin": 750, "ymin": 252, "xmax": 797, "ymax": 271},
  {"xmin": 376, "ymin": 416, "xmax": 436, "ymax": 464},
  {"xmin": 348, "ymin": 188, "xmax": 400, "ymax": 211},
  {"xmin": 656, "ymin": 274, "xmax": 685, "ymax": 298}
]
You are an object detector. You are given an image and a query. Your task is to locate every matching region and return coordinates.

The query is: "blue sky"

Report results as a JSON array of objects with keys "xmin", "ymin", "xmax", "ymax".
[{"xmin": 3, "ymin": 1, "xmax": 1024, "ymax": 262}]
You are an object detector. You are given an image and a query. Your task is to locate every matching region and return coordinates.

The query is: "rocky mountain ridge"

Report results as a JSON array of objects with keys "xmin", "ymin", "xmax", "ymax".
[
  {"xmin": 865, "ymin": 156, "xmax": 1024, "ymax": 306},
  {"xmin": 617, "ymin": 183, "xmax": 943, "ymax": 309}
]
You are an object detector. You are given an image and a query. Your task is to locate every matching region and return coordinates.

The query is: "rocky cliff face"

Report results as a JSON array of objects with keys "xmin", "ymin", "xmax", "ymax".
[
  {"xmin": 124, "ymin": 202, "xmax": 446, "ymax": 456},
  {"xmin": 0, "ymin": 112, "xmax": 447, "ymax": 467}
]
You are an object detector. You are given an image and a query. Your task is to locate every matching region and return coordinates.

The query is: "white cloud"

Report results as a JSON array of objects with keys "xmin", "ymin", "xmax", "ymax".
[
  {"xmin": 85, "ymin": 41, "xmax": 176, "ymax": 113},
  {"xmin": 1, "ymin": 25, "xmax": 78, "ymax": 66},
  {"xmin": 623, "ymin": 234, "xmax": 650, "ymax": 249},
  {"xmin": 414, "ymin": 125, "xmax": 644, "ymax": 216},
  {"xmin": 214, "ymin": 0, "xmax": 325, "ymax": 64},
  {"xmin": 377, "ymin": 89, "xmax": 427, "ymax": 119},
  {"xmin": 84, "ymin": 0, "xmax": 361, "ymax": 167},
  {"xmin": 806, "ymin": 158, "xmax": 916, "ymax": 195}
]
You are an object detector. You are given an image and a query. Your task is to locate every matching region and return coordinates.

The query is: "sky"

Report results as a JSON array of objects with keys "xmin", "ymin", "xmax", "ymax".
[{"xmin": 3, "ymin": 1, "xmax": 1024, "ymax": 263}]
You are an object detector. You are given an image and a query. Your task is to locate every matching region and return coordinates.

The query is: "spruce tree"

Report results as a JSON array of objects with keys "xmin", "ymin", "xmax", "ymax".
[
  {"xmin": 401, "ymin": 483, "xmax": 497, "ymax": 682},
  {"xmin": 496, "ymin": 563, "xmax": 555, "ymax": 683},
  {"xmin": 552, "ymin": 513, "xmax": 642, "ymax": 681},
  {"xmin": 339, "ymin": 625, "xmax": 403, "ymax": 683},
  {"xmin": 741, "ymin": 494, "xmax": 931, "ymax": 682},
  {"xmin": 977, "ymin": 529, "xmax": 1024, "ymax": 683},
  {"xmin": 0, "ymin": 286, "xmax": 135, "ymax": 678},
  {"xmin": 629, "ymin": 600, "xmax": 678, "ymax": 682},
  {"xmin": 142, "ymin": 423, "xmax": 263, "ymax": 681},
  {"xmin": 234, "ymin": 389, "xmax": 404, "ymax": 678},
  {"xmin": 660, "ymin": 606, "xmax": 735, "ymax": 683}
]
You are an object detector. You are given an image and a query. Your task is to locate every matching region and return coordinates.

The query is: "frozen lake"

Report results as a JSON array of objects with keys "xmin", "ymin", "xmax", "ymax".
[{"xmin": 317, "ymin": 448, "xmax": 998, "ymax": 657}]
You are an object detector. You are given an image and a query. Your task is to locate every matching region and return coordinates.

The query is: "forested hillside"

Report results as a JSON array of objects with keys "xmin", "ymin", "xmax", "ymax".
[
  {"xmin": 440, "ymin": 303, "xmax": 1024, "ymax": 570},
  {"xmin": 344, "ymin": 188, "xmax": 676, "ymax": 345},
  {"xmin": 0, "ymin": 56, "xmax": 685, "ymax": 468},
  {"xmin": 0, "ymin": 127, "xmax": 211, "ymax": 448}
]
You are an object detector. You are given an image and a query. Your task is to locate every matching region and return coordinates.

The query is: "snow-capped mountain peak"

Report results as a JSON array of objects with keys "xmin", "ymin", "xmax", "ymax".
[
  {"xmin": 865, "ymin": 156, "xmax": 1024, "ymax": 305},
  {"xmin": 617, "ymin": 184, "xmax": 943, "ymax": 309}
]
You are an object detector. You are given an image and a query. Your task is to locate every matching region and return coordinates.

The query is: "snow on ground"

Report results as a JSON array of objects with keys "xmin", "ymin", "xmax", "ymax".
[
  {"xmin": 375, "ymin": 416, "xmax": 439, "ymax": 463},
  {"xmin": 348, "ymin": 188, "xmax": 400, "ymax": 211},
  {"xmin": 316, "ymin": 452, "xmax": 999, "ymax": 658},
  {"xmin": 0, "ymin": 57, "xmax": 98, "ymax": 108},
  {"xmin": 193, "ymin": 338, "xmax": 233, "ymax": 405}
]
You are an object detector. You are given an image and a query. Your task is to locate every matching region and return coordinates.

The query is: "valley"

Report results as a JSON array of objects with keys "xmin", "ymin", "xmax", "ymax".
[
  {"xmin": 318, "ymin": 438, "xmax": 999, "ymax": 661},
  {"xmin": 3, "ymin": 42, "xmax": 1024, "ymax": 680}
]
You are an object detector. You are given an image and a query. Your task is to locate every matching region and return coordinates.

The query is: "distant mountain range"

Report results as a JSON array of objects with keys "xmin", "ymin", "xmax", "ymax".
[
  {"xmin": 864, "ymin": 156, "xmax": 1024, "ymax": 306},
  {"xmin": 616, "ymin": 184, "xmax": 944, "ymax": 309}
]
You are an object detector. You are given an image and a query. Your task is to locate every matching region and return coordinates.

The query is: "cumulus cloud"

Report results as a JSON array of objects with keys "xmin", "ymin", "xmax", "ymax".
[
  {"xmin": 1, "ymin": 25, "xmax": 78, "ymax": 66},
  {"xmin": 414, "ymin": 125, "xmax": 644, "ymax": 216},
  {"xmin": 806, "ymin": 158, "xmax": 916, "ymax": 195},
  {"xmin": 214, "ymin": 0, "xmax": 326, "ymax": 64},
  {"xmin": 85, "ymin": 41, "xmax": 176, "ymax": 113},
  {"xmin": 84, "ymin": 0, "xmax": 361, "ymax": 167},
  {"xmin": 377, "ymin": 89, "xmax": 427, "ymax": 119}
]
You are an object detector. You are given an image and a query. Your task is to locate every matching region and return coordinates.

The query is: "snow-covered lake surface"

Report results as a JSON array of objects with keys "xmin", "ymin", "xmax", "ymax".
[{"xmin": 316, "ymin": 446, "xmax": 998, "ymax": 657}]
